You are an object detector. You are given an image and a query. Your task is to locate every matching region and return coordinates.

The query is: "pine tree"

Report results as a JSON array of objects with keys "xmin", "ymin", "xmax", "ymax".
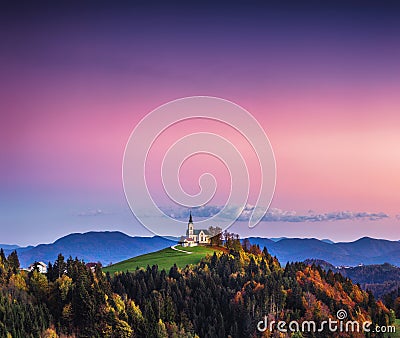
[
  {"xmin": 7, "ymin": 250, "xmax": 20, "ymax": 273},
  {"xmin": 0, "ymin": 248, "xmax": 7, "ymax": 267}
]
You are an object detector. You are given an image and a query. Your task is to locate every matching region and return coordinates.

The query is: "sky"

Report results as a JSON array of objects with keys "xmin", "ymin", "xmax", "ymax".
[{"xmin": 1, "ymin": 1, "xmax": 400, "ymax": 245}]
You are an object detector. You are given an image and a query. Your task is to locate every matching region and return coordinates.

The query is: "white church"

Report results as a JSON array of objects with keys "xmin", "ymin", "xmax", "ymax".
[{"xmin": 178, "ymin": 211, "xmax": 211, "ymax": 247}]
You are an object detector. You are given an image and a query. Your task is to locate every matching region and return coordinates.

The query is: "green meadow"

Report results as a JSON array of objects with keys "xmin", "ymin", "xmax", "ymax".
[{"xmin": 103, "ymin": 245, "xmax": 222, "ymax": 274}]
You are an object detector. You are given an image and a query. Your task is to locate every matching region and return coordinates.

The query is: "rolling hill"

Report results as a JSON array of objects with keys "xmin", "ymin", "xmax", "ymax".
[
  {"xmin": 0, "ymin": 244, "xmax": 21, "ymax": 250},
  {"xmin": 248, "ymin": 236, "xmax": 400, "ymax": 266},
  {"xmin": 3, "ymin": 232, "xmax": 400, "ymax": 269},
  {"xmin": 103, "ymin": 245, "xmax": 224, "ymax": 274},
  {"xmin": 3, "ymin": 232, "xmax": 177, "ymax": 268}
]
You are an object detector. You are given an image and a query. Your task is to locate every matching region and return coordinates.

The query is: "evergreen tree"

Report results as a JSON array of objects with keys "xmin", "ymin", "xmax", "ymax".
[
  {"xmin": 7, "ymin": 250, "xmax": 20, "ymax": 272},
  {"xmin": 0, "ymin": 248, "xmax": 7, "ymax": 267}
]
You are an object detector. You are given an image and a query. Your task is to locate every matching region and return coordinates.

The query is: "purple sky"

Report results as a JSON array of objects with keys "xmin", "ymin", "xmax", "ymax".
[{"xmin": 1, "ymin": 1, "xmax": 400, "ymax": 245}]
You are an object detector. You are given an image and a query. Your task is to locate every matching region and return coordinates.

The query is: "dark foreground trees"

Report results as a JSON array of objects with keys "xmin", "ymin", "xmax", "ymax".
[{"xmin": 0, "ymin": 243, "xmax": 394, "ymax": 337}]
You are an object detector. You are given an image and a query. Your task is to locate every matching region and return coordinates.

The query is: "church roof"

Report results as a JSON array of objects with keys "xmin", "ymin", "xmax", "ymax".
[
  {"xmin": 193, "ymin": 229, "xmax": 210, "ymax": 235},
  {"xmin": 178, "ymin": 236, "xmax": 195, "ymax": 242}
]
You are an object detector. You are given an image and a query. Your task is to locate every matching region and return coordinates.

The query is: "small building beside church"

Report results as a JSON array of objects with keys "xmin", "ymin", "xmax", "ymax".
[{"xmin": 178, "ymin": 212, "xmax": 211, "ymax": 247}]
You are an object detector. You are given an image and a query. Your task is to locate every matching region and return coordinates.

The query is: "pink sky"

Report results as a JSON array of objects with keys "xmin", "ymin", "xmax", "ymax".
[
  {"xmin": 1, "ymin": 2, "xmax": 400, "ymax": 244},
  {"xmin": 4, "ymin": 78, "xmax": 399, "ymax": 211}
]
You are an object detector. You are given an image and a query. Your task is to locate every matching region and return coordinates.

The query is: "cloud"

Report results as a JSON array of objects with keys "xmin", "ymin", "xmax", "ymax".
[
  {"xmin": 260, "ymin": 209, "xmax": 389, "ymax": 222},
  {"xmin": 162, "ymin": 205, "xmax": 389, "ymax": 222},
  {"xmin": 396, "ymin": 215, "xmax": 400, "ymax": 221},
  {"xmin": 77, "ymin": 209, "xmax": 106, "ymax": 217},
  {"xmin": 162, "ymin": 205, "xmax": 221, "ymax": 219}
]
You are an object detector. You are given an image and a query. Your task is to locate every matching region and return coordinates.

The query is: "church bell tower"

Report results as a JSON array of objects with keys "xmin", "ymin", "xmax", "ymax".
[{"xmin": 187, "ymin": 211, "xmax": 194, "ymax": 237}]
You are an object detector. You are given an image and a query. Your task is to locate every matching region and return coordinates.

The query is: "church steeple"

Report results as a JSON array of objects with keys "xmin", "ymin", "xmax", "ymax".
[{"xmin": 187, "ymin": 211, "xmax": 194, "ymax": 237}]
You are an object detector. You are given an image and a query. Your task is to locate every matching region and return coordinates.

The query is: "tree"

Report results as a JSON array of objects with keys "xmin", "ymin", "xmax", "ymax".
[
  {"xmin": 29, "ymin": 270, "xmax": 49, "ymax": 302},
  {"xmin": 72, "ymin": 279, "xmax": 95, "ymax": 334},
  {"xmin": 208, "ymin": 226, "xmax": 222, "ymax": 237},
  {"xmin": 242, "ymin": 238, "xmax": 251, "ymax": 252},
  {"xmin": 156, "ymin": 319, "xmax": 168, "ymax": 338},
  {"xmin": 210, "ymin": 233, "xmax": 223, "ymax": 247},
  {"xmin": 41, "ymin": 328, "xmax": 59, "ymax": 338},
  {"xmin": 209, "ymin": 226, "xmax": 223, "ymax": 246},
  {"xmin": 113, "ymin": 319, "xmax": 133, "ymax": 338},
  {"xmin": 389, "ymin": 309, "xmax": 396, "ymax": 325},
  {"xmin": 126, "ymin": 300, "xmax": 145, "ymax": 336},
  {"xmin": 232, "ymin": 234, "xmax": 242, "ymax": 252},
  {"xmin": 54, "ymin": 254, "xmax": 66, "ymax": 279},
  {"xmin": 7, "ymin": 250, "xmax": 20, "ymax": 272},
  {"xmin": 8, "ymin": 272, "xmax": 27, "ymax": 291},
  {"xmin": 0, "ymin": 248, "xmax": 7, "ymax": 267}
]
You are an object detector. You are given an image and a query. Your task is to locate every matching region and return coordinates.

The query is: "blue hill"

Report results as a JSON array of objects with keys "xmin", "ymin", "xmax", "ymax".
[
  {"xmin": 2, "ymin": 232, "xmax": 400, "ymax": 268},
  {"xmin": 248, "ymin": 236, "xmax": 400, "ymax": 266},
  {"xmin": 2, "ymin": 231, "xmax": 176, "ymax": 268}
]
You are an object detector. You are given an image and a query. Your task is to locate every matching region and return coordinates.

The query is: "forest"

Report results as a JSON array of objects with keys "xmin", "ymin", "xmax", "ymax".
[{"xmin": 0, "ymin": 234, "xmax": 397, "ymax": 338}]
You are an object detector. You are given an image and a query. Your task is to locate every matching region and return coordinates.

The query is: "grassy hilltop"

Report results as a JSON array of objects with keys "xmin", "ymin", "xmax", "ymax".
[{"xmin": 103, "ymin": 245, "xmax": 225, "ymax": 274}]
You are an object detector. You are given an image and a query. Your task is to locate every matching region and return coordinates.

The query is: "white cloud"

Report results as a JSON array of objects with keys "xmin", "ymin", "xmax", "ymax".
[
  {"xmin": 77, "ymin": 209, "xmax": 105, "ymax": 217},
  {"xmin": 162, "ymin": 205, "xmax": 389, "ymax": 222}
]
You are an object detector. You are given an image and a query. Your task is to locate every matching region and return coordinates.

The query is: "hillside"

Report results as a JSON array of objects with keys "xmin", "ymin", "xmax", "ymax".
[
  {"xmin": 1, "ymin": 239, "xmax": 394, "ymax": 337},
  {"xmin": 344, "ymin": 263, "xmax": 400, "ymax": 299},
  {"xmin": 104, "ymin": 245, "xmax": 225, "ymax": 274},
  {"xmin": 304, "ymin": 259, "xmax": 400, "ymax": 298},
  {"xmin": 4, "ymin": 232, "xmax": 177, "ymax": 268}
]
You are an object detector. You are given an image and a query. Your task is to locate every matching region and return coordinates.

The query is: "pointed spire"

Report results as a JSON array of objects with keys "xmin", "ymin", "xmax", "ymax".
[{"xmin": 189, "ymin": 210, "xmax": 193, "ymax": 223}]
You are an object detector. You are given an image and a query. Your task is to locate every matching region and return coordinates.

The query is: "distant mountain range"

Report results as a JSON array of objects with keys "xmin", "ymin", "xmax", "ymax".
[
  {"xmin": 1, "ymin": 232, "xmax": 177, "ymax": 268},
  {"xmin": 248, "ymin": 236, "xmax": 400, "ymax": 266},
  {"xmin": 269, "ymin": 237, "xmax": 335, "ymax": 244},
  {"xmin": 2, "ymin": 232, "xmax": 400, "ymax": 268}
]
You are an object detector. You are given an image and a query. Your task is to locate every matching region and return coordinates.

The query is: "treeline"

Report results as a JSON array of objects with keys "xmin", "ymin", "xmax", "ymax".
[
  {"xmin": 0, "ymin": 250, "xmax": 140, "ymax": 337},
  {"xmin": 304, "ymin": 259, "xmax": 400, "ymax": 300},
  {"xmin": 339, "ymin": 263, "xmax": 400, "ymax": 300},
  {"xmin": 111, "ymin": 245, "xmax": 393, "ymax": 338},
  {"xmin": 0, "ymin": 241, "xmax": 396, "ymax": 337},
  {"xmin": 383, "ymin": 287, "xmax": 400, "ymax": 318}
]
